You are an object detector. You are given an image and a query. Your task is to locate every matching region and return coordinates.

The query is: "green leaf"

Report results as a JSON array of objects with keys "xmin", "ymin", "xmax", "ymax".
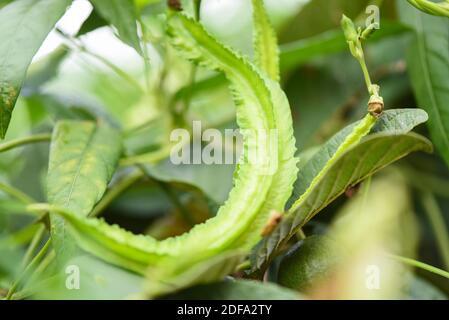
[
  {"xmin": 288, "ymin": 113, "xmax": 378, "ymax": 213},
  {"xmin": 30, "ymin": 255, "xmax": 145, "ymax": 300},
  {"xmin": 22, "ymin": 46, "xmax": 67, "ymax": 96},
  {"xmin": 145, "ymin": 250, "xmax": 246, "ymax": 298},
  {"xmin": 399, "ymin": 2, "xmax": 449, "ymax": 168},
  {"xmin": 250, "ymin": 111, "xmax": 432, "ymax": 274},
  {"xmin": 0, "ymin": 0, "xmax": 71, "ymax": 139},
  {"xmin": 90, "ymin": 0, "xmax": 142, "ymax": 54},
  {"xmin": 145, "ymin": 161, "xmax": 234, "ymax": 204},
  {"xmin": 287, "ymin": 109, "xmax": 428, "ymax": 210},
  {"xmin": 77, "ymin": 9, "xmax": 108, "ymax": 36},
  {"xmin": 165, "ymin": 279, "xmax": 301, "ymax": 300},
  {"xmin": 47, "ymin": 121, "xmax": 122, "ymax": 256},
  {"xmin": 252, "ymin": 0, "xmax": 280, "ymax": 81}
]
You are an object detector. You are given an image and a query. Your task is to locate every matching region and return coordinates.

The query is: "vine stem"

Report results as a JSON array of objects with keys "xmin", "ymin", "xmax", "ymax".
[
  {"xmin": 119, "ymin": 144, "xmax": 173, "ymax": 166},
  {"xmin": 297, "ymin": 228, "xmax": 306, "ymax": 240},
  {"xmin": 358, "ymin": 56, "xmax": 374, "ymax": 94},
  {"xmin": 0, "ymin": 183, "xmax": 34, "ymax": 205},
  {"xmin": 359, "ymin": 175, "xmax": 372, "ymax": 214},
  {"xmin": 388, "ymin": 254, "xmax": 449, "ymax": 279},
  {"xmin": 5, "ymin": 239, "xmax": 52, "ymax": 300},
  {"xmin": 0, "ymin": 133, "xmax": 51, "ymax": 153},
  {"xmin": 20, "ymin": 225, "xmax": 46, "ymax": 268},
  {"xmin": 420, "ymin": 192, "xmax": 449, "ymax": 270},
  {"xmin": 137, "ymin": 15, "xmax": 152, "ymax": 93}
]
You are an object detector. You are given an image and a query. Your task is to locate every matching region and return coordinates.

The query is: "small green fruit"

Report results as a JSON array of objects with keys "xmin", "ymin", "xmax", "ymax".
[{"xmin": 277, "ymin": 235, "xmax": 340, "ymax": 292}]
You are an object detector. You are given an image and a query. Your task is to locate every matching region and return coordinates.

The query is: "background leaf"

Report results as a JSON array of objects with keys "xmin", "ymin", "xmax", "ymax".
[
  {"xmin": 280, "ymin": 21, "xmax": 408, "ymax": 72},
  {"xmin": 399, "ymin": 1, "xmax": 449, "ymax": 168},
  {"xmin": 30, "ymin": 255, "xmax": 145, "ymax": 300},
  {"xmin": 0, "ymin": 0, "xmax": 71, "ymax": 138},
  {"xmin": 90, "ymin": 0, "xmax": 142, "ymax": 54}
]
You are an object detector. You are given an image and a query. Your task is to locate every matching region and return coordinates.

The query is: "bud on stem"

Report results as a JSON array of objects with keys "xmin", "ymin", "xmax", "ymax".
[{"xmin": 341, "ymin": 15, "xmax": 384, "ymax": 117}]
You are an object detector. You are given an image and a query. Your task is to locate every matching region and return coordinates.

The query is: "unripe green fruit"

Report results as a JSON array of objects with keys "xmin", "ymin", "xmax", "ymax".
[{"xmin": 277, "ymin": 235, "xmax": 340, "ymax": 292}]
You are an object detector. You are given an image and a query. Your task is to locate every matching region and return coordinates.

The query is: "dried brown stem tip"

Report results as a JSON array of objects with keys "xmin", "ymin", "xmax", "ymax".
[
  {"xmin": 368, "ymin": 95, "xmax": 384, "ymax": 117},
  {"xmin": 168, "ymin": 0, "xmax": 182, "ymax": 11},
  {"xmin": 261, "ymin": 210, "xmax": 283, "ymax": 236}
]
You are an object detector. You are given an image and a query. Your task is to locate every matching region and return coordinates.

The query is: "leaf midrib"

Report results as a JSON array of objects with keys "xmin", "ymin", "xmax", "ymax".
[{"xmin": 63, "ymin": 125, "xmax": 97, "ymax": 211}]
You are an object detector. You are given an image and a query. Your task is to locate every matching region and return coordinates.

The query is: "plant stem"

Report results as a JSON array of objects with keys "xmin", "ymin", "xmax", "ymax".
[
  {"xmin": 237, "ymin": 260, "xmax": 251, "ymax": 271},
  {"xmin": 137, "ymin": 16, "xmax": 152, "ymax": 93},
  {"xmin": 90, "ymin": 170, "xmax": 144, "ymax": 217},
  {"xmin": 388, "ymin": 254, "xmax": 449, "ymax": 279},
  {"xmin": 193, "ymin": 0, "xmax": 202, "ymax": 20},
  {"xmin": 359, "ymin": 175, "xmax": 372, "ymax": 214},
  {"xmin": 297, "ymin": 228, "xmax": 306, "ymax": 240},
  {"xmin": 0, "ymin": 133, "xmax": 51, "ymax": 153},
  {"xmin": 358, "ymin": 56, "xmax": 373, "ymax": 94},
  {"xmin": 0, "ymin": 183, "xmax": 34, "ymax": 204},
  {"xmin": 5, "ymin": 239, "xmax": 52, "ymax": 300},
  {"xmin": 120, "ymin": 144, "xmax": 173, "ymax": 166},
  {"xmin": 420, "ymin": 192, "xmax": 449, "ymax": 270},
  {"xmin": 20, "ymin": 225, "xmax": 46, "ymax": 268}
]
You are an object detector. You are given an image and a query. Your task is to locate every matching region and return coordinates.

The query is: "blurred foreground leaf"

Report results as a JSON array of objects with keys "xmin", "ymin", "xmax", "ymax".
[{"xmin": 0, "ymin": 0, "xmax": 71, "ymax": 138}]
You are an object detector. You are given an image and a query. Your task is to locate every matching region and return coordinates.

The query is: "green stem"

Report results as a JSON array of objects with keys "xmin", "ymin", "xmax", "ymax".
[
  {"xmin": 119, "ymin": 144, "xmax": 173, "ymax": 166},
  {"xmin": 193, "ymin": 0, "xmax": 202, "ymax": 20},
  {"xmin": 20, "ymin": 225, "xmax": 46, "ymax": 268},
  {"xmin": 420, "ymin": 192, "xmax": 449, "ymax": 270},
  {"xmin": 237, "ymin": 260, "xmax": 251, "ymax": 271},
  {"xmin": 122, "ymin": 118, "xmax": 158, "ymax": 137},
  {"xmin": 5, "ymin": 239, "xmax": 52, "ymax": 300},
  {"xmin": 388, "ymin": 254, "xmax": 449, "ymax": 280},
  {"xmin": 0, "ymin": 133, "xmax": 51, "ymax": 153},
  {"xmin": 297, "ymin": 228, "xmax": 306, "ymax": 240},
  {"xmin": 357, "ymin": 55, "xmax": 374, "ymax": 94},
  {"xmin": 0, "ymin": 183, "xmax": 34, "ymax": 204},
  {"xmin": 138, "ymin": 16, "xmax": 152, "ymax": 93},
  {"xmin": 359, "ymin": 175, "xmax": 372, "ymax": 214},
  {"xmin": 90, "ymin": 170, "xmax": 144, "ymax": 217}
]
